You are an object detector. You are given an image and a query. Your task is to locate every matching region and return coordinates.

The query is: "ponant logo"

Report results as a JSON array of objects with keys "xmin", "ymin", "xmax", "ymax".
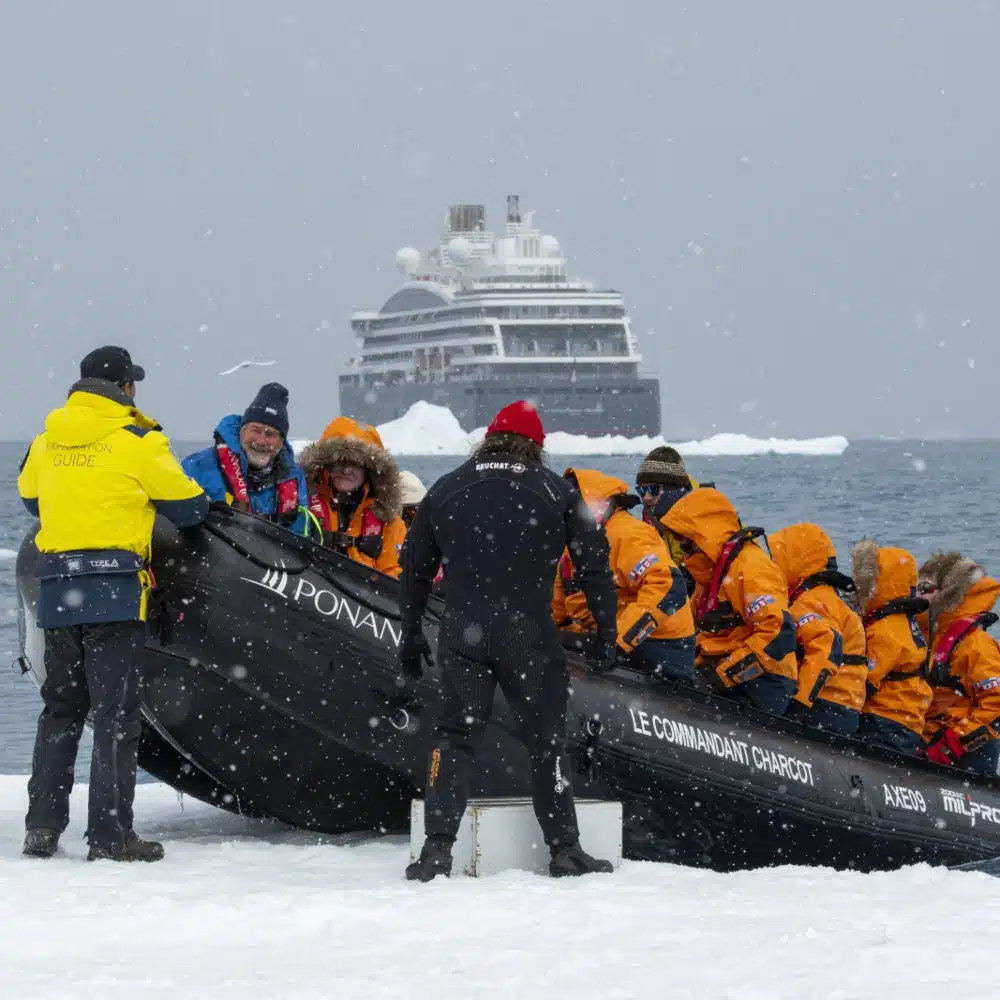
[
  {"xmin": 249, "ymin": 567, "xmax": 290, "ymax": 597},
  {"xmin": 240, "ymin": 566, "xmax": 401, "ymax": 647}
]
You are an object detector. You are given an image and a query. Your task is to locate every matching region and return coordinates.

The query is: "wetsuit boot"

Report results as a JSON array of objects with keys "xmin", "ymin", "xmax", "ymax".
[
  {"xmin": 405, "ymin": 835, "xmax": 454, "ymax": 882},
  {"xmin": 22, "ymin": 828, "xmax": 60, "ymax": 858},
  {"xmin": 549, "ymin": 842, "xmax": 614, "ymax": 877}
]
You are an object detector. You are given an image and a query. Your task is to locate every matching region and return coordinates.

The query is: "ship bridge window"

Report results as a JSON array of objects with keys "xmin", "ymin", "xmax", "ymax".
[{"xmin": 379, "ymin": 288, "xmax": 450, "ymax": 314}]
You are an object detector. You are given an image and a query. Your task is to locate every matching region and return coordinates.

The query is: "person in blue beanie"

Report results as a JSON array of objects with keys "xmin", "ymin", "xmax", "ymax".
[{"xmin": 182, "ymin": 383, "xmax": 314, "ymax": 536}]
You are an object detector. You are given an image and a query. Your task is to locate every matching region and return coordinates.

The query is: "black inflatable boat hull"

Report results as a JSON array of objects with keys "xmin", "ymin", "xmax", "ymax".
[{"xmin": 16, "ymin": 508, "xmax": 1000, "ymax": 871}]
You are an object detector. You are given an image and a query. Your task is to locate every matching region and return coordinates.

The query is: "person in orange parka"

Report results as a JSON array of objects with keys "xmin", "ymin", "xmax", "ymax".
[
  {"xmin": 553, "ymin": 467, "xmax": 695, "ymax": 680},
  {"xmin": 851, "ymin": 540, "xmax": 933, "ymax": 752},
  {"xmin": 917, "ymin": 553, "xmax": 1000, "ymax": 777},
  {"xmin": 663, "ymin": 488, "xmax": 798, "ymax": 713},
  {"xmin": 298, "ymin": 416, "xmax": 407, "ymax": 578},
  {"xmin": 769, "ymin": 523, "xmax": 868, "ymax": 736}
]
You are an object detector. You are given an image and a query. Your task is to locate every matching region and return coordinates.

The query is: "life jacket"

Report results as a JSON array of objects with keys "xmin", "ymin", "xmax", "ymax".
[
  {"xmin": 216, "ymin": 439, "xmax": 300, "ymax": 525},
  {"xmin": 790, "ymin": 570, "xmax": 869, "ymax": 671},
  {"xmin": 312, "ymin": 494, "xmax": 387, "ymax": 560},
  {"xmin": 862, "ymin": 596, "xmax": 930, "ymax": 688},
  {"xmin": 928, "ymin": 612, "xmax": 1000, "ymax": 692},
  {"xmin": 695, "ymin": 527, "xmax": 766, "ymax": 633}
]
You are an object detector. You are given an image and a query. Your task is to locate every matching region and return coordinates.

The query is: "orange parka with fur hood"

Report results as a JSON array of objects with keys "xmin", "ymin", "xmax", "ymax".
[
  {"xmin": 852, "ymin": 541, "xmax": 932, "ymax": 735},
  {"xmin": 299, "ymin": 417, "xmax": 406, "ymax": 578},
  {"xmin": 918, "ymin": 553, "xmax": 1000, "ymax": 750}
]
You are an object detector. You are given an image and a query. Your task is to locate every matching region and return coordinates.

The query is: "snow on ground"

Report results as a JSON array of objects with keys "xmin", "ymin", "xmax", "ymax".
[
  {"xmin": 1, "ymin": 776, "xmax": 998, "ymax": 999},
  {"xmin": 294, "ymin": 401, "xmax": 849, "ymax": 457}
]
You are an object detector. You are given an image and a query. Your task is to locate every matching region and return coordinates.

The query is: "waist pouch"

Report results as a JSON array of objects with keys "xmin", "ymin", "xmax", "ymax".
[{"xmin": 37, "ymin": 549, "xmax": 145, "ymax": 580}]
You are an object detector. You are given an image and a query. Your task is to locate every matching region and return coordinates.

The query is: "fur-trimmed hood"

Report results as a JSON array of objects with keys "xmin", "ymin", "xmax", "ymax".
[
  {"xmin": 918, "ymin": 552, "xmax": 1000, "ymax": 621},
  {"xmin": 851, "ymin": 539, "xmax": 917, "ymax": 613},
  {"xmin": 298, "ymin": 419, "xmax": 402, "ymax": 522}
]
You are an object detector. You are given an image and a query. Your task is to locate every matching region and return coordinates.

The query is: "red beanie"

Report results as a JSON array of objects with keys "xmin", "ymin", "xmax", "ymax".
[{"xmin": 486, "ymin": 400, "xmax": 545, "ymax": 447}]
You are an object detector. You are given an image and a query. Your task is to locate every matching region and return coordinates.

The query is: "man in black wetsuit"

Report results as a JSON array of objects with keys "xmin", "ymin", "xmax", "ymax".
[{"xmin": 399, "ymin": 400, "xmax": 620, "ymax": 881}]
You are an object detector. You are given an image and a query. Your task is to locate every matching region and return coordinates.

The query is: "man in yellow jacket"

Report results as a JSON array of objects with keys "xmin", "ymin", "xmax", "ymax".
[{"xmin": 18, "ymin": 346, "xmax": 209, "ymax": 863}]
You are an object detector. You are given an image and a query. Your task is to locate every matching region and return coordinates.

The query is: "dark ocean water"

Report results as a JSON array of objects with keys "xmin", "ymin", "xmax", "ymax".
[{"xmin": 1, "ymin": 439, "xmax": 997, "ymax": 779}]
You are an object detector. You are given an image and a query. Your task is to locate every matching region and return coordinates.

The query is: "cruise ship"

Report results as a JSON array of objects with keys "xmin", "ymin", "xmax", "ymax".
[{"xmin": 338, "ymin": 196, "xmax": 661, "ymax": 436}]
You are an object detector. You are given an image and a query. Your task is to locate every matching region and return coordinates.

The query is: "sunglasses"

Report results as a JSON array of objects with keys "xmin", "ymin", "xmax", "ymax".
[
  {"xmin": 636, "ymin": 484, "xmax": 663, "ymax": 498},
  {"xmin": 676, "ymin": 536, "xmax": 698, "ymax": 557}
]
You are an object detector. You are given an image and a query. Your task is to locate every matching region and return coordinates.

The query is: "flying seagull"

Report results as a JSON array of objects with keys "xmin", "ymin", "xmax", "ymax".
[{"xmin": 218, "ymin": 358, "xmax": 277, "ymax": 376}]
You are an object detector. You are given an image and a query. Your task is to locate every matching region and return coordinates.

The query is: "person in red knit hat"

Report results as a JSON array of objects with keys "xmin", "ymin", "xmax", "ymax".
[
  {"xmin": 399, "ymin": 400, "xmax": 619, "ymax": 881},
  {"xmin": 484, "ymin": 399, "xmax": 546, "ymax": 448}
]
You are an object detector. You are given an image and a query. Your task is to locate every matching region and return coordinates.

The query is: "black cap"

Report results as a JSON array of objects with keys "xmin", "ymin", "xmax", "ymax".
[
  {"xmin": 79, "ymin": 346, "xmax": 146, "ymax": 385},
  {"xmin": 242, "ymin": 382, "xmax": 290, "ymax": 438}
]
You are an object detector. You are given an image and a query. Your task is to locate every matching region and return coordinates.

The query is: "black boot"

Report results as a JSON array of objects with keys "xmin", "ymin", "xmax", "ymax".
[
  {"xmin": 405, "ymin": 836, "xmax": 453, "ymax": 882},
  {"xmin": 549, "ymin": 842, "xmax": 614, "ymax": 877},
  {"xmin": 23, "ymin": 828, "xmax": 60, "ymax": 858},
  {"xmin": 88, "ymin": 829, "xmax": 164, "ymax": 863}
]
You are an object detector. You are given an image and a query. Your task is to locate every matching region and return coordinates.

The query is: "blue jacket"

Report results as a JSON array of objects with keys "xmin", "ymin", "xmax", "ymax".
[{"xmin": 182, "ymin": 415, "xmax": 310, "ymax": 536}]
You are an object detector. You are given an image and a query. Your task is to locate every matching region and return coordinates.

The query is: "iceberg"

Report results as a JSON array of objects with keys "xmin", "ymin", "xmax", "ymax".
[
  {"xmin": 294, "ymin": 402, "xmax": 848, "ymax": 457},
  {"xmin": 542, "ymin": 430, "xmax": 850, "ymax": 458}
]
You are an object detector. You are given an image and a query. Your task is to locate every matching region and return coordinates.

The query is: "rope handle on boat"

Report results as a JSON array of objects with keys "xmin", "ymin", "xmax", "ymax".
[
  {"xmin": 374, "ymin": 686, "xmax": 422, "ymax": 734},
  {"xmin": 578, "ymin": 716, "xmax": 604, "ymax": 780}
]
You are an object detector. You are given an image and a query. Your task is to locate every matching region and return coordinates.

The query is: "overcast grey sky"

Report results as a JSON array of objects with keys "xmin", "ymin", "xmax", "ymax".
[{"xmin": 1, "ymin": 1, "xmax": 997, "ymax": 441}]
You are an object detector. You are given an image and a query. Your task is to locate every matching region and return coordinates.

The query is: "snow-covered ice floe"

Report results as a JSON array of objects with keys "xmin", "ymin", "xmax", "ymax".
[
  {"xmin": 295, "ymin": 401, "xmax": 849, "ymax": 457},
  {"xmin": 0, "ymin": 775, "xmax": 995, "ymax": 998}
]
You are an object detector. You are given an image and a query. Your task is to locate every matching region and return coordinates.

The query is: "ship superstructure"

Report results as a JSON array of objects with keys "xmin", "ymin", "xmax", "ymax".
[{"xmin": 338, "ymin": 195, "xmax": 660, "ymax": 435}]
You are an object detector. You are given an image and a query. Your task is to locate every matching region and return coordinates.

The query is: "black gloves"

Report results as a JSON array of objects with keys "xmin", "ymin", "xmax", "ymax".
[
  {"xmin": 590, "ymin": 638, "xmax": 620, "ymax": 674},
  {"xmin": 557, "ymin": 630, "xmax": 620, "ymax": 674},
  {"xmin": 399, "ymin": 629, "xmax": 434, "ymax": 680}
]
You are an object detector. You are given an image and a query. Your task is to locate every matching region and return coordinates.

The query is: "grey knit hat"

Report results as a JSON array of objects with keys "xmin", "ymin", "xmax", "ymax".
[{"xmin": 635, "ymin": 446, "xmax": 690, "ymax": 489}]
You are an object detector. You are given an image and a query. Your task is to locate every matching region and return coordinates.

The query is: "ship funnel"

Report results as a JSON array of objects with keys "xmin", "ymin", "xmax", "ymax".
[
  {"xmin": 448, "ymin": 204, "xmax": 485, "ymax": 233},
  {"xmin": 506, "ymin": 194, "xmax": 521, "ymax": 224}
]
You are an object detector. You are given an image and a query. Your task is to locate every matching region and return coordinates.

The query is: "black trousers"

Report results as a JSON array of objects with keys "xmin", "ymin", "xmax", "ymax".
[
  {"xmin": 423, "ymin": 607, "xmax": 579, "ymax": 848},
  {"xmin": 26, "ymin": 620, "xmax": 145, "ymax": 850}
]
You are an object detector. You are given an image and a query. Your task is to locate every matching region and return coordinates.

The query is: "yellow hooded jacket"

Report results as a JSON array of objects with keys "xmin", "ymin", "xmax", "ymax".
[
  {"xmin": 553, "ymin": 468, "xmax": 694, "ymax": 651},
  {"xmin": 18, "ymin": 383, "xmax": 208, "ymax": 625},
  {"xmin": 664, "ymin": 488, "xmax": 798, "ymax": 688},
  {"xmin": 852, "ymin": 543, "xmax": 933, "ymax": 736},
  {"xmin": 769, "ymin": 523, "xmax": 867, "ymax": 712}
]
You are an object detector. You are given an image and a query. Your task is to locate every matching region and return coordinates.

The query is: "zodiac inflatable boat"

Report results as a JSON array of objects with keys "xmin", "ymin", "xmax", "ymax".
[{"xmin": 15, "ymin": 507, "xmax": 1000, "ymax": 871}]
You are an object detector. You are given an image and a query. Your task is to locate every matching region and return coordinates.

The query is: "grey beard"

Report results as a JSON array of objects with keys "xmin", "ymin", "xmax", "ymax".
[{"xmin": 245, "ymin": 450, "xmax": 276, "ymax": 471}]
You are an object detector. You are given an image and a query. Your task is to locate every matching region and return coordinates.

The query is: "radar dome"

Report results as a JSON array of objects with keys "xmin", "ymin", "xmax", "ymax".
[
  {"xmin": 540, "ymin": 235, "xmax": 561, "ymax": 257},
  {"xmin": 395, "ymin": 247, "xmax": 421, "ymax": 275},
  {"xmin": 447, "ymin": 236, "xmax": 473, "ymax": 266}
]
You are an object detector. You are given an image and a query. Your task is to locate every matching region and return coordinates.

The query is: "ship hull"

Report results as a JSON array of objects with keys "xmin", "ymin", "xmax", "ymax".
[{"xmin": 339, "ymin": 377, "xmax": 661, "ymax": 436}]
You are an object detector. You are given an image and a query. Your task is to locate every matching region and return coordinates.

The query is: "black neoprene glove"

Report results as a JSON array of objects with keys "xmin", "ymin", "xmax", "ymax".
[{"xmin": 399, "ymin": 629, "xmax": 434, "ymax": 680}]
